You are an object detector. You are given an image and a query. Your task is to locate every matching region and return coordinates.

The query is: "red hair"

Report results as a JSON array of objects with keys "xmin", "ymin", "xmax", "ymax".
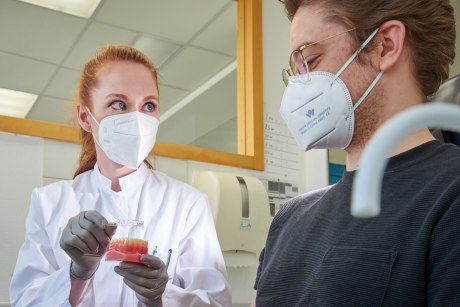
[{"xmin": 73, "ymin": 45, "xmax": 158, "ymax": 178}]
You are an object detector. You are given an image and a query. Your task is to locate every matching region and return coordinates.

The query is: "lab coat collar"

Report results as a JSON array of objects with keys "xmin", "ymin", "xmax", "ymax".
[{"xmin": 92, "ymin": 163, "xmax": 150, "ymax": 193}]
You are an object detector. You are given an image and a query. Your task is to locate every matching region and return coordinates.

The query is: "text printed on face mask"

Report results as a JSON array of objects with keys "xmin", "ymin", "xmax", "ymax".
[{"xmin": 299, "ymin": 106, "xmax": 331, "ymax": 135}]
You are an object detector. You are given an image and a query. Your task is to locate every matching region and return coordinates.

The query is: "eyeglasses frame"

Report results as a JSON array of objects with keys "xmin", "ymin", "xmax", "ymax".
[{"xmin": 282, "ymin": 27, "xmax": 357, "ymax": 86}]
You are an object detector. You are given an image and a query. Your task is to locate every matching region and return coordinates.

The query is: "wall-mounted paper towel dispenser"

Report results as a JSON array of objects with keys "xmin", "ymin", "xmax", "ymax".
[{"xmin": 193, "ymin": 171, "xmax": 271, "ymax": 256}]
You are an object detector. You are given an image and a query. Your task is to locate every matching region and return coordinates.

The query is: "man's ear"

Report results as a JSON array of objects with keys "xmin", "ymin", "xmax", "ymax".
[
  {"xmin": 377, "ymin": 20, "xmax": 406, "ymax": 71},
  {"xmin": 76, "ymin": 104, "xmax": 92, "ymax": 132}
]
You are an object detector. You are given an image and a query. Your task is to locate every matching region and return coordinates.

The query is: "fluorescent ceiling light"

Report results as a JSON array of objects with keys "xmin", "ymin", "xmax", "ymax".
[
  {"xmin": 0, "ymin": 88, "xmax": 37, "ymax": 119},
  {"xmin": 18, "ymin": 0, "xmax": 101, "ymax": 18}
]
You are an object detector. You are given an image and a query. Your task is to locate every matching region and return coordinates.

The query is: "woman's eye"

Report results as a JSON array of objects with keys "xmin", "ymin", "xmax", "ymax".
[
  {"xmin": 143, "ymin": 102, "xmax": 157, "ymax": 112},
  {"xmin": 110, "ymin": 100, "xmax": 127, "ymax": 110}
]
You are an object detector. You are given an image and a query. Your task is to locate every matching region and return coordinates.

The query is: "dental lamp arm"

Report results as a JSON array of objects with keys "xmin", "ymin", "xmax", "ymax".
[{"xmin": 351, "ymin": 102, "xmax": 460, "ymax": 217}]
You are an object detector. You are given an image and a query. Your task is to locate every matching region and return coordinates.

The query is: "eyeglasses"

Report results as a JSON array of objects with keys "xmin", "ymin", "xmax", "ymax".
[{"xmin": 282, "ymin": 28, "xmax": 357, "ymax": 86}]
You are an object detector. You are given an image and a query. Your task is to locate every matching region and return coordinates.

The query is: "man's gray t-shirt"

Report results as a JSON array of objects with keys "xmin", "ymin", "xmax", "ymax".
[{"xmin": 255, "ymin": 141, "xmax": 460, "ymax": 306}]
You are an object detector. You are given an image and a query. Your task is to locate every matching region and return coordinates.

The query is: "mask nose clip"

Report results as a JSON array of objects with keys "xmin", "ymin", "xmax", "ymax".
[{"xmin": 289, "ymin": 73, "xmax": 311, "ymax": 85}]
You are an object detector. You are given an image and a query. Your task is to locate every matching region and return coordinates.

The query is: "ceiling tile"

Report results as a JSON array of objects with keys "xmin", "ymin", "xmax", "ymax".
[
  {"xmin": 133, "ymin": 35, "xmax": 182, "ymax": 68},
  {"xmin": 1, "ymin": 0, "xmax": 86, "ymax": 64},
  {"xmin": 157, "ymin": 108, "xmax": 196, "ymax": 145},
  {"xmin": 95, "ymin": 0, "xmax": 229, "ymax": 43},
  {"xmin": 192, "ymin": 70, "xmax": 237, "ymax": 131},
  {"xmin": 1, "ymin": 0, "xmax": 241, "ymax": 147},
  {"xmin": 63, "ymin": 22, "xmax": 138, "ymax": 70},
  {"xmin": 158, "ymin": 70, "xmax": 236, "ymax": 145},
  {"xmin": 190, "ymin": 117, "xmax": 237, "ymax": 152},
  {"xmin": 191, "ymin": 2, "xmax": 237, "ymax": 57},
  {"xmin": 44, "ymin": 68, "xmax": 81, "ymax": 100},
  {"xmin": 27, "ymin": 96, "xmax": 75, "ymax": 125},
  {"xmin": 0, "ymin": 52, "xmax": 56, "ymax": 94},
  {"xmin": 158, "ymin": 46, "xmax": 233, "ymax": 91},
  {"xmin": 158, "ymin": 84, "xmax": 188, "ymax": 113}
]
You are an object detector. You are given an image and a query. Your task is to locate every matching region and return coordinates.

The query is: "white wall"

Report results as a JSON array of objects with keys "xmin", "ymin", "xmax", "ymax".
[
  {"xmin": 0, "ymin": 2, "xmax": 329, "ymax": 305},
  {"xmin": 0, "ymin": 133, "xmax": 43, "ymax": 305}
]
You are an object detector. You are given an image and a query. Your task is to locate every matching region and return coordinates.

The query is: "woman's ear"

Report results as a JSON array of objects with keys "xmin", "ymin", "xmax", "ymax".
[
  {"xmin": 76, "ymin": 104, "xmax": 92, "ymax": 132},
  {"xmin": 377, "ymin": 20, "xmax": 406, "ymax": 71}
]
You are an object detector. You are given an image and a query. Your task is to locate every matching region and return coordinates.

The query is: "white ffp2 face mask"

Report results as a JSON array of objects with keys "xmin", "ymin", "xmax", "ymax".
[
  {"xmin": 86, "ymin": 108, "xmax": 159, "ymax": 169},
  {"xmin": 280, "ymin": 28, "xmax": 383, "ymax": 151}
]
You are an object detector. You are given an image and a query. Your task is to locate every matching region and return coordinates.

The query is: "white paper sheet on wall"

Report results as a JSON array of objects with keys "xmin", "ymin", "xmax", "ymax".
[
  {"xmin": 257, "ymin": 113, "xmax": 302, "ymax": 215},
  {"xmin": 261, "ymin": 178, "xmax": 299, "ymax": 216},
  {"xmin": 264, "ymin": 113, "xmax": 300, "ymax": 176}
]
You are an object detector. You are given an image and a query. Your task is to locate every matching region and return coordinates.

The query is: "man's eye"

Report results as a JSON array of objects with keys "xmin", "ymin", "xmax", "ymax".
[
  {"xmin": 305, "ymin": 55, "xmax": 319, "ymax": 68},
  {"xmin": 143, "ymin": 102, "xmax": 157, "ymax": 112},
  {"xmin": 110, "ymin": 100, "xmax": 126, "ymax": 110}
]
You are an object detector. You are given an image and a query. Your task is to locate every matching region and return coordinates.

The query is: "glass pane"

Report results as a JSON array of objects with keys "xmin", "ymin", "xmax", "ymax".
[{"xmin": 0, "ymin": 0, "xmax": 238, "ymax": 153}]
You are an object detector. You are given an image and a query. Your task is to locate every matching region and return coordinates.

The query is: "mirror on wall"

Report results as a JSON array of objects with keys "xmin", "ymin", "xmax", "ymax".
[{"xmin": 0, "ymin": 0, "xmax": 263, "ymax": 170}]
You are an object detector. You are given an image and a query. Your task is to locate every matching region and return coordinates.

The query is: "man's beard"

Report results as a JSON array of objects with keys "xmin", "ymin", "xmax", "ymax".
[{"xmin": 347, "ymin": 75, "xmax": 385, "ymax": 152}]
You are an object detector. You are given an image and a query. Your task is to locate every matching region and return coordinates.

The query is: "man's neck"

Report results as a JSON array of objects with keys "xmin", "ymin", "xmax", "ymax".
[
  {"xmin": 345, "ymin": 62, "xmax": 429, "ymax": 171},
  {"xmin": 345, "ymin": 128, "xmax": 435, "ymax": 171}
]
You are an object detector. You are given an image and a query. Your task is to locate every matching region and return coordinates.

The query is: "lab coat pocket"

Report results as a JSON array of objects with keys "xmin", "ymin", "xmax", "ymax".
[{"xmin": 309, "ymin": 246, "xmax": 397, "ymax": 307}]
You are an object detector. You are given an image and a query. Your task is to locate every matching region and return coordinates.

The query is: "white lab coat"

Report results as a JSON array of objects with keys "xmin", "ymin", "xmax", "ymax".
[{"xmin": 10, "ymin": 163, "xmax": 231, "ymax": 307}]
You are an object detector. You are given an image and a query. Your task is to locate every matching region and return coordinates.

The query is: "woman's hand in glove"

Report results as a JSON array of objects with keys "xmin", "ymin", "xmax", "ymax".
[
  {"xmin": 115, "ymin": 255, "xmax": 168, "ymax": 307},
  {"xmin": 60, "ymin": 210, "xmax": 117, "ymax": 279}
]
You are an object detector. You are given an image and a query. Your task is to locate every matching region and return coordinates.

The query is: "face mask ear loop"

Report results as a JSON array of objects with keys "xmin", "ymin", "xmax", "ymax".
[
  {"xmin": 346, "ymin": 71, "xmax": 383, "ymax": 119},
  {"xmin": 330, "ymin": 27, "xmax": 380, "ymax": 86},
  {"xmin": 84, "ymin": 107, "xmax": 104, "ymax": 150},
  {"xmin": 85, "ymin": 107, "xmax": 101, "ymax": 127}
]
